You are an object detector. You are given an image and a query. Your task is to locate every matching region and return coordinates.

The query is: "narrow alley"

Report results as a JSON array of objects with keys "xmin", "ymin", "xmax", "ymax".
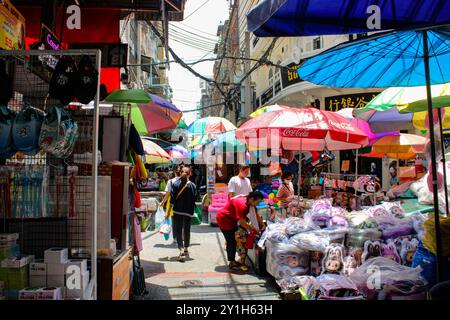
[{"xmin": 140, "ymin": 224, "xmax": 280, "ymax": 300}]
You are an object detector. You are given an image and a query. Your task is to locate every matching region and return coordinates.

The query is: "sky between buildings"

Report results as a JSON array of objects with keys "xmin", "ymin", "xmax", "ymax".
[{"xmin": 168, "ymin": 0, "xmax": 229, "ymax": 125}]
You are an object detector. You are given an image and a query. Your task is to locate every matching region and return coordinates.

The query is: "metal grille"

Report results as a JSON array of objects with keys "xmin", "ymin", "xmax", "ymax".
[{"xmin": 0, "ymin": 50, "xmax": 100, "ymax": 268}]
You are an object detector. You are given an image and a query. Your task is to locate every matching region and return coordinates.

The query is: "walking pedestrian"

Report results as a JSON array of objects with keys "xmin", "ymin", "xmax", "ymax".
[
  {"xmin": 161, "ymin": 164, "xmax": 184, "ymax": 244},
  {"xmin": 228, "ymin": 165, "xmax": 252, "ymax": 198},
  {"xmin": 170, "ymin": 166, "xmax": 197, "ymax": 261},
  {"xmin": 216, "ymin": 191, "xmax": 265, "ymax": 271}
]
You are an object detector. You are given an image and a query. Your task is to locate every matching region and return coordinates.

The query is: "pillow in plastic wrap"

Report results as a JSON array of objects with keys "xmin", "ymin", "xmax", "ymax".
[
  {"xmin": 381, "ymin": 201, "xmax": 406, "ymax": 218},
  {"xmin": 346, "ymin": 211, "xmax": 378, "ymax": 229},
  {"xmin": 316, "ymin": 274, "xmax": 361, "ymax": 298},
  {"xmin": 284, "ymin": 217, "xmax": 316, "ymax": 236},
  {"xmin": 266, "ymin": 241, "xmax": 310, "ymax": 280},
  {"xmin": 349, "ymin": 257, "xmax": 426, "ymax": 297},
  {"xmin": 289, "ymin": 231, "xmax": 330, "ymax": 252},
  {"xmin": 366, "ymin": 205, "xmax": 390, "ymax": 218}
]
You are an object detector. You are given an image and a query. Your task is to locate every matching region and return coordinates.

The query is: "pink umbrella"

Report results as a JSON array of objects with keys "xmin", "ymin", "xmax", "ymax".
[
  {"xmin": 236, "ymin": 107, "xmax": 369, "ymax": 151},
  {"xmin": 336, "ymin": 108, "xmax": 398, "ymax": 145}
]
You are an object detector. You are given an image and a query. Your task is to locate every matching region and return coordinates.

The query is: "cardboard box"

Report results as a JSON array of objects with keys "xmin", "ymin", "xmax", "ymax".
[
  {"xmin": 29, "ymin": 260, "xmax": 47, "ymax": 276},
  {"xmin": 38, "ymin": 287, "xmax": 62, "ymax": 300},
  {"xmin": 19, "ymin": 287, "xmax": 41, "ymax": 300},
  {"xmin": 30, "ymin": 275, "xmax": 47, "ymax": 287},
  {"xmin": 44, "ymin": 248, "xmax": 68, "ymax": 264},
  {"xmin": 47, "ymin": 263, "xmax": 66, "ymax": 275},
  {"xmin": 1, "ymin": 255, "xmax": 34, "ymax": 268},
  {"xmin": 66, "ymin": 270, "xmax": 89, "ymax": 299},
  {"xmin": 65, "ymin": 259, "xmax": 87, "ymax": 274},
  {"xmin": 47, "ymin": 275, "xmax": 65, "ymax": 287}
]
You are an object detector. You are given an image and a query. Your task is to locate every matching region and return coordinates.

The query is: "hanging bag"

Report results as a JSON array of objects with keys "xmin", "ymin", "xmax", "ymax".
[
  {"xmin": 131, "ymin": 255, "xmax": 148, "ymax": 298},
  {"xmin": 0, "ymin": 106, "xmax": 16, "ymax": 158},
  {"xmin": 12, "ymin": 106, "xmax": 44, "ymax": 156},
  {"xmin": 39, "ymin": 106, "xmax": 79, "ymax": 158}
]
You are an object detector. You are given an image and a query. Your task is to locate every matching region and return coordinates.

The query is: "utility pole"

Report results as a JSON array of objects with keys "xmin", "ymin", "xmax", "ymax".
[{"xmin": 243, "ymin": 31, "xmax": 252, "ymax": 123}]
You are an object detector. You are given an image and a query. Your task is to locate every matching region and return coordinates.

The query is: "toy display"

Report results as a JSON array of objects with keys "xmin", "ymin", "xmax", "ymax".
[{"xmin": 260, "ymin": 196, "xmax": 427, "ymax": 300}]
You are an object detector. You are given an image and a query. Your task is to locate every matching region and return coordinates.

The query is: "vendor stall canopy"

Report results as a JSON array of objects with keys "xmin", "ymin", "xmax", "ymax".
[{"xmin": 247, "ymin": 0, "xmax": 450, "ymax": 37}]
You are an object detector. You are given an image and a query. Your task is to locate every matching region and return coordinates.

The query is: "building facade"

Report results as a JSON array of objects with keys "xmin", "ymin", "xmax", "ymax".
[{"xmin": 120, "ymin": 19, "xmax": 172, "ymax": 100}]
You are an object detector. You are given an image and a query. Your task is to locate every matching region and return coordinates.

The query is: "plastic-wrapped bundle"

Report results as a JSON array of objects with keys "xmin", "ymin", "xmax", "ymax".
[
  {"xmin": 276, "ymin": 276, "xmax": 320, "ymax": 299},
  {"xmin": 346, "ymin": 211, "xmax": 378, "ymax": 229},
  {"xmin": 366, "ymin": 205, "xmax": 390, "ymax": 218},
  {"xmin": 316, "ymin": 274, "xmax": 362, "ymax": 300},
  {"xmin": 266, "ymin": 241, "xmax": 310, "ymax": 280},
  {"xmin": 381, "ymin": 201, "xmax": 406, "ymax": 218},
  {"xmin": 284, "ymin": 217, "xmax": 316, "ymax": 236},
  {"xmin": 307, "ymin": 199, "xmax": 333, "ymax": 227},
  {"xmin": 314, "ymin": 226, "xmax": 348, "ymax": 244},
  {"xmin": 289, "ymin": 231, "xmax": 330, "ymax": 252},
  {"xmin": 410, "ymin": 214, "xmax": 427, "ymax": 240},
  {"xmin": 258, "ymin": 223, "xmax": 288, "ymax": 248},
  {"xmin": 349, "ymin": 257, "xmax": 426, "ymax": 300}
]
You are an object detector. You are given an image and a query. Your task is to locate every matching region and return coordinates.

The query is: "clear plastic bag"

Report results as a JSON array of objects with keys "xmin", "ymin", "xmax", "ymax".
[
  {"xmin": 159, "ymin": 218, "xmax": 172, "ymax": 241},
  {"xmin": 289, "ymin": 231, "xmax": 330, "ymax": 252},
  {"xmin": 285, "ymin": 217, "xmax": 316, "ymax": 236},
  {"xmin": 155, "ymin": 206, "xmax": 165, "ymax": 228},
  {"xmin": 349, "ymin": 256, "xmax": 426, "ymax": 292}
]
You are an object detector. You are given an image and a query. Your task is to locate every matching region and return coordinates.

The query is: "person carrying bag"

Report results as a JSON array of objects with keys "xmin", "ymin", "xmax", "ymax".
[{"xmin": 169, "ymin": 166, "xmax": 197, "ymax": 262}]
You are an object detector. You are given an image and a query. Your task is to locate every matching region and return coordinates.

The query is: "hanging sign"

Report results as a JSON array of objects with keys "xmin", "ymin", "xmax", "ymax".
[
  {"xmin": 325, "ymin": 93, "xmax": 380, "ymax": 112},
  {"xmin": 0, "ymin": 0, "xmax": 25, "ymax": 50},
  {"xmin": 281, "ymin": 62, "xmax": 303, "ymax": 89}
]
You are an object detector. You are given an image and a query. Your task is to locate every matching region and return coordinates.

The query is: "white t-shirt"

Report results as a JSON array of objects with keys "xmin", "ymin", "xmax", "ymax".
[
  {"xmin": 165, "ymin": 177, "xmax": 180, "ymax": 193},
  {"xmin": 228, "ymin": 176, "xmax": 252, "ymax": 197}
]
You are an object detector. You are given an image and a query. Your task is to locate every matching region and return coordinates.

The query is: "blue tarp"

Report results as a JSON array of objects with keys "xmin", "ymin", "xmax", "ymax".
[
  {"xmin": 247, "ymin": 0, "xmax": 450, "ymax": 37},
  {"xmin": 298, "ymin": 26, "xmax": 450, "ymax": 88}
]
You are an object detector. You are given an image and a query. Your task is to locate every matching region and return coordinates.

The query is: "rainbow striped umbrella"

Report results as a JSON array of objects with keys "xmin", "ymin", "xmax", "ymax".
[
  {"xmin": 186, "ymin": 117, "xmax": 236, "ymax": 135},
  {"xmin": 141, "ymin": 139, "xmax": 171, "ymax": 164},
  {"xmin": 105, "ymin": 89, "xmax": 182, "ymax": 134}
]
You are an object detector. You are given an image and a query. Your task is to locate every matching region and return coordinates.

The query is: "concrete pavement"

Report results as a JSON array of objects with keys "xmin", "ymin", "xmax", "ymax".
[{"xmin": 140, "ymin": 224, "xmax": 280, "ymax": 300}]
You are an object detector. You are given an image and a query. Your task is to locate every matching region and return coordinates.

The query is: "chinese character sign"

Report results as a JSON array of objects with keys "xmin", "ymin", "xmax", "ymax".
[{"xmin": 325, "ymin": 93, "xmax": 380, "ymax": 112}]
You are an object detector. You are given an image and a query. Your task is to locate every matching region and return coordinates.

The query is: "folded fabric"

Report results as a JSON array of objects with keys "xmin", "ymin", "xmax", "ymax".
[{"xmin": 422, "ymin": 214, "xmax": 450, "ymax": 256}]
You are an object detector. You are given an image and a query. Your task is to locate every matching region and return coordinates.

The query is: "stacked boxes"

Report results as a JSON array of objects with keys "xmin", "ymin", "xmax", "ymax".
[
  {"xmin": 19, "ymin": 287, "xmax": 62, "ymax": 300},
  {"xmin": 29, "ymin": 260, "xmax": 47, "ymax": 287},
  {"xmin": 45, "ymin": 248, "xmax": 68, "ymax": 289}
]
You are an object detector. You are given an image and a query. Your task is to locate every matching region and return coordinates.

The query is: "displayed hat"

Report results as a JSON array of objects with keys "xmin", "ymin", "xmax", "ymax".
[
  {"xmin": 49, "ymin": 56, "xmax": 78, "ymax": 105},
  {"xmin": 76, "ymin": 55, "xmax": 99, "ymax": 104},
  {"xmin": 0, "ymin": 105, "xmax": 16, "ymax": 158}
]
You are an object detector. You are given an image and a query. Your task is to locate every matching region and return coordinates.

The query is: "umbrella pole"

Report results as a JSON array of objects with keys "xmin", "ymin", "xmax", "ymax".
[
  {"xmin": 437, "ymin": 110, "xmax": 449, "ymax": 217},
  {"xmin": 355, "ymin": 149, "xmax": 359, "ymax": 196},
  {"xmin": 297, "ymin": 140, "xmax": 303, "ymax": 207},
  {"xmin": 423, "ymin": 30, "xmax": 443, "ymax": 283}
]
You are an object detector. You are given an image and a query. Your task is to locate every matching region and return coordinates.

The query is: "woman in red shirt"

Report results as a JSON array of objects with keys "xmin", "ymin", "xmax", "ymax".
[{"xmin": 216, "ymin": 191, "xmax": 264, "ymax": 271}]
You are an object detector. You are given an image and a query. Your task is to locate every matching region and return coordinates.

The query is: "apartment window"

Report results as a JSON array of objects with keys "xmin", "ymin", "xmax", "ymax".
[{"xmin": 313, "ymin": 37, "xmax": 322, "ymax": 50}]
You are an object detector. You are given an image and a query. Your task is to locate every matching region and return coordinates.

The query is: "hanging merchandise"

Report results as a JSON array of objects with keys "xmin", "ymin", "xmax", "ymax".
[
  {"xmin": 39, "ymin": 106, "xmax": 79, "ymax": 159},
  {"xmin": 12, "ymin": 106, "xmax": 44, "ymax": 156},
  {"xmin": 49, "ymin": 56, "xmax": 78, "ymax": 106},
  {"xmin": 0, "ymin": 105, "xmax": 16, "ymax": 158},
  {"xmin": 10, "ymin": 167, "xmax": 45, "ymax": 218},
  {"xmin": 75, "ymin": 55, "xmax": 99, "ymax": 104}
]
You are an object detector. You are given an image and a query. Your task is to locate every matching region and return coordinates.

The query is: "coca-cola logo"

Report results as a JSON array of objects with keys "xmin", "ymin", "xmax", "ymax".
[
  {"xmin": 282, "ymin": 128, "xmax": 310, "ymax": 137},
  {"xmin": 328, "ymin": 120, "xmax": 354, "ymax": 131}
]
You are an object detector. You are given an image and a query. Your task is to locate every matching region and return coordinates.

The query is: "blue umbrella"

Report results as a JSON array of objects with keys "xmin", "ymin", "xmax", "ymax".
[
  {"xmin": 298, "ymin": 25, "xmax": 449, "ymax": 282},
  {"xmin": 247, "ymin": 0, "xmax": 450, "ymax": 37}
]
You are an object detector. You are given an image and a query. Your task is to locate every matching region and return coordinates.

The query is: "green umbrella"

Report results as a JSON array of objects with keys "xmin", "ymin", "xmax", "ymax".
[
  {"xmin": 105, "ymin": 89, "xmax": 152, "ymax": 103},
  {"xmin": 209, "ymin": 130, "xmax": 246, "ymax": 153},
  {"xmin": 399, "ymin": 95, "xmax": 450, "ymax": 113}
]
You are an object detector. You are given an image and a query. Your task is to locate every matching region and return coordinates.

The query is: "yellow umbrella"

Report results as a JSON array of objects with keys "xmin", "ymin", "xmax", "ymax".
[
  {"xmin": 372, "ymin": 133, "xmax": 426, "ymax": 154},
  {"xmin": 142, "ymin": 139, "xmax": 172, "ymax": 164},
  {"xmin": 413, "ymin": 107, "xmax": 450, "ymax": 131},
  {"xmin": 249, "ymin": 104, "xmax": 289, "ymax": 118}
]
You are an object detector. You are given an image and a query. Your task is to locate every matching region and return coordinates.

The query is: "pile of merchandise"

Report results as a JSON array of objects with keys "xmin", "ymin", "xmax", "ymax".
[
  {"xmin": 258, "ymin": 198, "xmax": 430, "ymax": 300},
  {"xmin": 0, "ymin": 237, "xmax": 90, "ymax": 300}
]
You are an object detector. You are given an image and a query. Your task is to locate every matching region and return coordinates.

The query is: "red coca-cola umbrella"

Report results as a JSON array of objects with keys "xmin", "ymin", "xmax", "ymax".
[
  {"xmin": 236, "ymin": 107, "xmax": 369, "ymax": 197},
  {"xmin": 236, "ymin": 107, "xmax": 369, "ymax": 151}
]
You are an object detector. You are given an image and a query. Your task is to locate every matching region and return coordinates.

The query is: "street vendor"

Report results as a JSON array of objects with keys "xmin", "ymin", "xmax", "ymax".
[
  {"xmin": 216, "ymin": 191, "xmax": 265, "ymax": 271},
  {"xmin": 277, "ymin": 171, "xmax": 295, "ymax": 210},
  {"xmin": 228, "ymin": 165, "xmax": 252, "ymax": 198}
]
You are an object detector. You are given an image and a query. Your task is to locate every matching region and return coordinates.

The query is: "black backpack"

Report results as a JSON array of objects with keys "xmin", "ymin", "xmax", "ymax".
[
  {"xmin": 49, "ymin": 56, "xmax": 78, "ymax": 105},
  {"xmin": 76, "ymin": 55, "xmax": 99, "ymax": 104}
]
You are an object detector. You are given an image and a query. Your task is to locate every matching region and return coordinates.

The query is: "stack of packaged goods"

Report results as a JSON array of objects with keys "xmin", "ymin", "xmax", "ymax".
[{"xmin": 258, "ymin": 198, "xmax": 431, "ymax": 300}]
